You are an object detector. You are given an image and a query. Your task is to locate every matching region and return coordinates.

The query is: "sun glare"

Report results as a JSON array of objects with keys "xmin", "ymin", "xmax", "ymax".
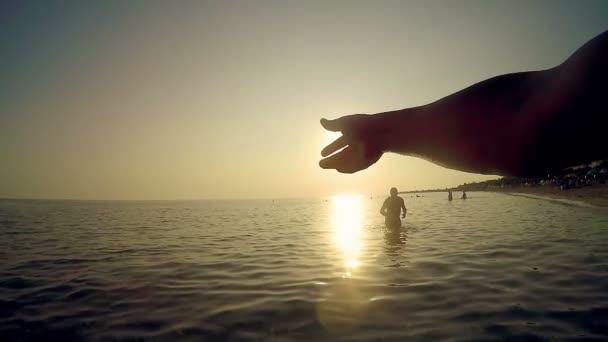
[{"xmin": 330, "ymin": 194, "xmax": 364, "ymax": 275}]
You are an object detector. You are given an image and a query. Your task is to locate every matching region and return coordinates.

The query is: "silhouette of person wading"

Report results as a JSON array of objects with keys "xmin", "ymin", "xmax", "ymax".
[{"xmin": 380, "ymin": 187, "xmax": 407, "ymax": 230}]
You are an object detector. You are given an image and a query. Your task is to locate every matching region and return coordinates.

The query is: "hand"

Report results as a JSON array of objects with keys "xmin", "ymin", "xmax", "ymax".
[
  {"xmin": 317, "ymin": 32, "xmax": 608, "ymax": 177},
  {"xmin": 319, "ymin": 115, "xmax": 386, "ymax": 173},
  {"xmin": 402, "ymin": 213, "xmax": 406, "ymax": 219}
]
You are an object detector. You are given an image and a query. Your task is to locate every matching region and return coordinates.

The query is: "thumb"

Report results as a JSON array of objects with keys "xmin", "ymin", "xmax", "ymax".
[{"xmin": 320, "ymin": 118, "xmax": 344, "ymax": 132}]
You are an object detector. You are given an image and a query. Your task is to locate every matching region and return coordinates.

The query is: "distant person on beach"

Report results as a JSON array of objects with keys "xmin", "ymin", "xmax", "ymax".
[
  {"xmin": 380, "ymin": 187, "xmax": 407, "ymax": 230},
  {"xmin": 448, "ymin": 190, "xmax": 453, "ymax": 201},
  {"xmin": 462, "ymin": 191, "xmax": 467, "ymax": 200},
  {"xmin": 319, "ymin": 31, "xmax": 608, "ymax": 177}
]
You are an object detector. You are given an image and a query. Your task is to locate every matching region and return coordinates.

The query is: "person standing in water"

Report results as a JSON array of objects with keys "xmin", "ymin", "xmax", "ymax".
[
  {"xmin": 462, "ymin": 191, "xmax": 467, "ymax": 199},
  {"xmin": 380, "ymin": 187, "xmax": 407, "ymax": 230},
  {"xmin": 448, "ymin": 190, "xmax": 453, "ymax": 201}
]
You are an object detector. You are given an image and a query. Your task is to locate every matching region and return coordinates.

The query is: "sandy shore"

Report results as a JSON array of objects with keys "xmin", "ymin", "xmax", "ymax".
[{"xmin": 488, "ymin": 184, "xmax": 608, "ymax": 208}]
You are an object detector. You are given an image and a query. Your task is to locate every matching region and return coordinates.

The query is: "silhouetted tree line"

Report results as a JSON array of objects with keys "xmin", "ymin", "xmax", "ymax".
[{"xmin": 455, "ymin": 160, "xmax": 608, "ymax": 191}]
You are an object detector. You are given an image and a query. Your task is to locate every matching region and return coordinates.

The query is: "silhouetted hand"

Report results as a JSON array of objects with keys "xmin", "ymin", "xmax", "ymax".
[
  {"xmin": 319, "ymin": 115, "xmax": 385, "ymax": 173},
  {"xmin": 319, "ymin": 31, "xmax": 608, "ymax": 177}
]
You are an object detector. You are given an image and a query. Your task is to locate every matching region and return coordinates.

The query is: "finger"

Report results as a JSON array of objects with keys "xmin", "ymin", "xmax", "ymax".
[
  {"xmin": 321, "ymin": 114, "xmax": 364, "ymax": 132},
  {"xmin": 320, "ymin": 141, "xmax": 383, "ymax": 173},
  {"xmin": 320, "ymin": 117, "xmax": 346, "ymax": 132},
  {"xmin": 322, "ymin": 114, "xmax": 372, "ymax": 134},
  {"xmin": 319, "ymin": 146, "xmax": 359, "ymax": 173},
  {"xmin": 319, "ymin": 147, "xmax": 349, "ymax": 170},
  {"xmin": 321, "ymin": 135, "xmax": 349, "ymax": 157}
]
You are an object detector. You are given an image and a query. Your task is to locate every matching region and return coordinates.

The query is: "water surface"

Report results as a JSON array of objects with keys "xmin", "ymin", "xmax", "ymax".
[{"xmin": 1, "ymin": 193, "xmax": 608, "ymax": 341}]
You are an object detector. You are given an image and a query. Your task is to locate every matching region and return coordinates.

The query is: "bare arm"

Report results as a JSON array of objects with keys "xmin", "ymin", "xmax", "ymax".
[
  {"xmin": 320, "ymin": 31, "xmax": 608, "ymax": 176},
  {"xmin": 401, "ymin": 200, "xmax": 406, "ymax": 218},
  {"xmin": 380, "ymin": 201, "xmax": 387, "ymax": 216}
]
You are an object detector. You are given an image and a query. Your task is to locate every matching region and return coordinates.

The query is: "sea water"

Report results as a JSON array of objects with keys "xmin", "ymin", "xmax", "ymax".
[{"xmin": 1, "ymin": 193, "xmax": 608, "ymax": 341}]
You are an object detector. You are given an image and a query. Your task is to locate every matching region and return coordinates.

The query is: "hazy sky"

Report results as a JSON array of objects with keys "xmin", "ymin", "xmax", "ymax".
[{"xmin": 1, "ymin": 1, "xmax": 607, "ymax": 200}]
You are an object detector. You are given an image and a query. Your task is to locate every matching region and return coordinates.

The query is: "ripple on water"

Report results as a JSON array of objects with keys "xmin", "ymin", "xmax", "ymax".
[{"xmin": 1, "ymin": 195, "xmax": 608, "ymax": 340}]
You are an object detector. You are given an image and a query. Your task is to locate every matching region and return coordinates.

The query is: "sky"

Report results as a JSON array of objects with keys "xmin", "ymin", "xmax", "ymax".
[{"xmin": 1, "ymin": 0, "xmax": 607, "ymax": 200}]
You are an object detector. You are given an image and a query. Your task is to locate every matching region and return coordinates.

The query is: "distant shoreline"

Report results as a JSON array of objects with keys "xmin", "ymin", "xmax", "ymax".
[
  {"xmin": 488, "ymin": 185, "xmax": 608, "ymax": 208},
  {"xmin": 402, "ymin": 185, "xmax": 608, "ymax": 208},
  {"xmin": 399, "ymin": 190, "xmax": 448, "ymax": 194},
  {"xmin": 498, "ymin": 192, "xmax": 599, "ymax": 208}
]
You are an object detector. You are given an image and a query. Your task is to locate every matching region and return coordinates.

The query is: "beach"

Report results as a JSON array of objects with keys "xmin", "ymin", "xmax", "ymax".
[{"xmin": 488, "ymin": 184, "xmax": 608, "ymax": 208}]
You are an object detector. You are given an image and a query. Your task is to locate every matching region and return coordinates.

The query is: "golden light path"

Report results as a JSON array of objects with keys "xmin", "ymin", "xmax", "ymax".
[
  {"xmin": 330, "ymin": 193, "xmax": 364, "ymax": 276},
  {"xmin": 316, "ymin": 193, "xmax": 368, "ymax": 333}
]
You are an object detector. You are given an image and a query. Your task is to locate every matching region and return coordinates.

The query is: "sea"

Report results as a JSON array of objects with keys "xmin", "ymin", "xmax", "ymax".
[{"xmin": 1, "ymin": 192, "xmax": 608, "ymax": 341}]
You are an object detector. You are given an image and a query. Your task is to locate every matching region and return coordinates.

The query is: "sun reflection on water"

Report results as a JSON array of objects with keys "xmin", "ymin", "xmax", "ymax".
[
  {"xmin": 316, "ymin": 193, "xmax": 367, "ymax": 333},
  {"xmin": 330, "ymin": 194, "xmax": 364, "ymax": 276}
]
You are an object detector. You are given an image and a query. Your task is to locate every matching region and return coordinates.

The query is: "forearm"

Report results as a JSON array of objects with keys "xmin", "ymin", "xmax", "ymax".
[
  {"xmin": 379, "ymin": 70, "xmax": 549, "ymax": 175},
  {"xmin": 518, "ymin": 31, "xmax": 608, "ymax": 173},
  {"xmin": 378, "ymin": 53, "xmax": 606, "ymax": 175}
]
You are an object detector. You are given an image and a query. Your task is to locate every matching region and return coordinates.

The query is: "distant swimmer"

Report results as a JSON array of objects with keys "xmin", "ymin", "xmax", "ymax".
[
  {"xmin": 380, "ymin": 187, "xmax": 407, "ymax": 230},
  {"xmin": 462, "ymin": 191, "xmax": 467, "ymax": 199},
  {"xmin": 448, "ymin": 190, "xmax": 453, "ymax": 201}
]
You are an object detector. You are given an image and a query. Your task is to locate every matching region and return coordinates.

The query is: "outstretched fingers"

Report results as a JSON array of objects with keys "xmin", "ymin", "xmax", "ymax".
[
  {"xmin": 319, "ymin": 143, "xmax": 381, "ymax": 174},
  {"xmin": 321, "ymin": 135, "xmax": 348, "ymax": 157},
  {"xmin": 319, "ymin": 114, "xmax": 383, "ymax": 173},
  {"xmin": 319, "ymin": 146, "xmax": 357, "ymax": 173}
]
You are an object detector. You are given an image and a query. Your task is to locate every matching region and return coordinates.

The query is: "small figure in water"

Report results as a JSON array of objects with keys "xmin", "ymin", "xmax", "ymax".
[
  {"xmin": 462, "ymin": 191, "xmax": 467, "ymax": 199},
  {"xmin": 380, "ymin": 187, "xmax": 407, "ymax": 230},
  {"xmin": 448, "ymin": 190, "xmax": 453, "ymax": 201}
]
